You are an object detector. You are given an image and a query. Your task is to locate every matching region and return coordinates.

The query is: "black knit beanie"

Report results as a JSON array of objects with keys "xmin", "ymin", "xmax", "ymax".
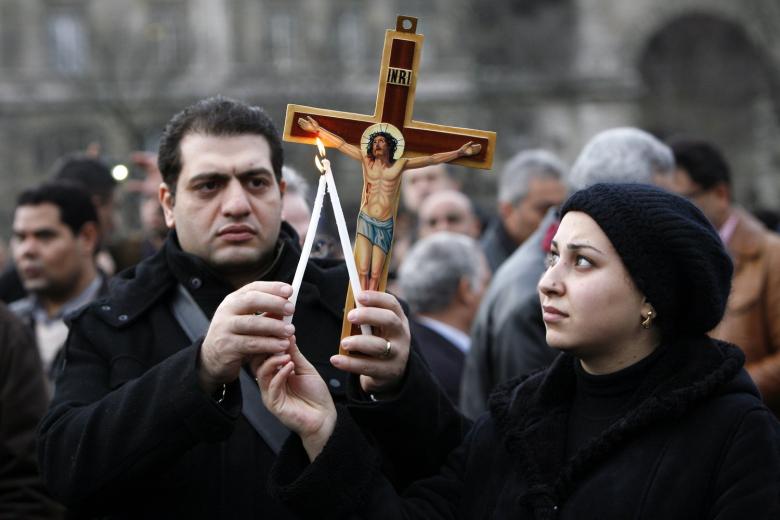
[{"xmin": 560, "ymin": 183, "xmax": 733, "ymax": 338}]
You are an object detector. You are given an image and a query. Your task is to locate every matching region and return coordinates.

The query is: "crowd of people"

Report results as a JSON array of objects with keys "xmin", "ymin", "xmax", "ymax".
[{"xmin": 0, "ymin": 95, "xmax": 778, "ymax": 518}]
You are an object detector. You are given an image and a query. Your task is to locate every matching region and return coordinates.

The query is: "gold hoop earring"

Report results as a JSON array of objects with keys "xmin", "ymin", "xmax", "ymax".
[{"xmin": 641, "ymin": 310, "xmax": 655, "ymax": 329}]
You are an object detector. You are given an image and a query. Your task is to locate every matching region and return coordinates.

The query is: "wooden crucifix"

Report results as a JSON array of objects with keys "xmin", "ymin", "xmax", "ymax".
[{"xmin": 283, "ymin": 15, "xmax": 496, "ymax": 345}]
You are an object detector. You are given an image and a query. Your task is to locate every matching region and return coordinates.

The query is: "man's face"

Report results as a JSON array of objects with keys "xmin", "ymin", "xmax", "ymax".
[
  {"xmin": 372, "ymin": 136, "xmax": 388, "ymax": 158},
  {"xmin": 418, "ymin": 190, "xmax": 481, "ymax": 239},
  {"xmin": 668, "ymin": 168, "xmax": 728, "ymax": 228},
  {"xmin": 502, "ymin": 176, "xmax": 567, "ymax": 246},
  {"xmin": 160, "ymin": 133, "xmax": 285, "ymax": 278},
  {"xmin": 401, "ymin": 164, "xmax": 455, "ymax": 213},
  {"xmin": 11, "ymin": 203, "xmax": 92, "ymax": 299}
]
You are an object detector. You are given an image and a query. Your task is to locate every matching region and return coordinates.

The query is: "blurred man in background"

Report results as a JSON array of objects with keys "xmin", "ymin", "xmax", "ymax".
[
  {"xmin": 398, "ymin": 232, "xmax": 490, "ymax": 406},
  {"xmin": 9, "ymin": 183, "xmax": 105, "ymax": 388},
  {"xmin": 480, "ymin": 149, "xmax": 567, "ymax": 272},
  {"xmin": 401, "ymin": 163, "xmax": 459, "ymax": 216},
  {"xmin": 112, "ymin": 151, "xmax": 169, "ymax": 271},
  {"xmin": 669, "ymin": 139, "xmax": 780, "ymax": 414},
  {"xmin": 417, "ymin": 189, "xmax": 482, "ymax": 240},
  {"xmin": 0, "ymin": 154, "xmax": 118, "ymax": 305},
  {"xmin": 390, "ymin": 164, "xmax": 462, "ymax": 279}
]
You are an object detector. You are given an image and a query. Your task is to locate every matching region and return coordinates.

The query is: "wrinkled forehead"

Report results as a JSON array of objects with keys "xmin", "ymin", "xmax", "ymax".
[{"xmin": 178, "ymin": 133, "xmax": 273, "ymax": 180}]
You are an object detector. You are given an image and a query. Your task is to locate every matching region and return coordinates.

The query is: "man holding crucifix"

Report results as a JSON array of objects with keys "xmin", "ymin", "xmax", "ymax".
[
  {"xmin": 37, "ymin": 96, "xmax": 468, "ymax": 518},
  {"xmin": 298, "ymin": 115, "xmax": 481, "ymax": 291}
]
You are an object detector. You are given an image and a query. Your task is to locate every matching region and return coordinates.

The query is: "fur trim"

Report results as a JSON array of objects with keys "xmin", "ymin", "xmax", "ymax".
[{"xmin": 488, "ymin": 336, "xmax": 747, "ymax": 513}]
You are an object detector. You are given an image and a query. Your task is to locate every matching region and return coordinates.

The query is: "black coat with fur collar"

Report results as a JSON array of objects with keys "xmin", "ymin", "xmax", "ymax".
[{"xmin": 271, "ymin": 336, "xmax": 780, "ymax": 519}]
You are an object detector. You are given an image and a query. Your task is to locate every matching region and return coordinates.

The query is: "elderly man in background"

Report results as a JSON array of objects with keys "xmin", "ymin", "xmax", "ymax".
[
  {"xmin": 669, "ymin": 139, "xmax": 780, "ymax": 415},
  {"xmin": 480, "ymin": 149, "xmax": 567, "ymax": 272},
  {"xmin": 417, "ymin": 189, "xmax": 482, "ymax": 240},
  {"xmin": 389, "ymin": 165, "xmax": 461, "ymax": 276},
  {"xmin": 398, "ymin": 232, "xmax": 490, "ymax": 407},
  {"xmin": 280, "ymin": 166, "xmax": 312, "ymax": 246},
  {"xmin": 461, "ymin": 130, "xmax": 675, "ymax": 419},
  {"xmin": 401, "ymin": 164, "xmax": 459, "ymax": 215}
]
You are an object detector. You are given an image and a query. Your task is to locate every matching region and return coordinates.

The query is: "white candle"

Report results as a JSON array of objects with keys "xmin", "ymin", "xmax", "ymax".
[
  {"xmin": 283, "ymin": 173, "xmax": 327, "ymax": 325},
  {"xmin": 322, "ymin": 157, "xmax": 372, "ymax": 336}
]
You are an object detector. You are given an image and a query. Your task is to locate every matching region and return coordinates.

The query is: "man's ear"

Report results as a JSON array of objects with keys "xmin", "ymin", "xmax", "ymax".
[
  {"xmin": 278, "ymin": 178, "xmax": 287, "ymax": 197},
  {"xmin": 456, "ymin": 276, "xmax": 474, "ymax": 306},
  {"xmin": 159, "ymin": 182, "xmax": 176, "ymax": 229},
  {"xmin": 78, "ymin": 221, "xmax": 100, "ymax": 256},
  {"xmin": 713, "ymin": 182, "xmax": 731, "ymax": 203}
]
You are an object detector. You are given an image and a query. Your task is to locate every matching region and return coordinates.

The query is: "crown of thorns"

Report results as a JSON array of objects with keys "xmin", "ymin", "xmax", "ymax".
[{"xmin": 361, "ymin": 123, "xmax": 404, "ymax": 161}]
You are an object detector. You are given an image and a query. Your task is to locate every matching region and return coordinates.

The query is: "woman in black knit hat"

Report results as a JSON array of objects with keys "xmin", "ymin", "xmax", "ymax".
[{"xmin": 257, "ymin": 183, "xmax": 780, "ymax": 519}]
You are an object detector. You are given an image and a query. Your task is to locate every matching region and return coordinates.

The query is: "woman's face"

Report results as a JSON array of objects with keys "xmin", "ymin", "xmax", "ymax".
[{"xmin": 538, "ymin": 211, "xmax": 649, "ymax": 364}]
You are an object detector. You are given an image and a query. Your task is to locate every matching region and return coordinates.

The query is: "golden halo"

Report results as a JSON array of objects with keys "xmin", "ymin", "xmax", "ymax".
[{"xmin": 361, "ymin": 123, "xmax": 405, "ymax": 161}]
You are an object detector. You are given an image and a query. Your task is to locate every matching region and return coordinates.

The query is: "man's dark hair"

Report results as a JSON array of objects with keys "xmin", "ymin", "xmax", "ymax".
[
  {"xmin": 51, "ymin": 154, "xmax": 117, "ymax": 204},
  {"xmin": 669, "ymin": 139, "xmax": 731, "ymax": 190},
  {"xmin": 16, "ymin": 182, "xmax": 99, "ymax": 236},
  {"xmin": 366, "ymin": 132, "xmax": 398, "ymax": 163},
  {"xmin": 157, "ymin": 96, "xmax": 284, "ymax": 193}
]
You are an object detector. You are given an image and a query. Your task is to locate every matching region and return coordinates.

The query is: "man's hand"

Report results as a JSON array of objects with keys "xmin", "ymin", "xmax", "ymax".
[
  {"xmin": 458, "ymin": 141, "xmax": 482, "ymax": 157},
  {"xmin": 297, "ymin": 116, "xmax": 320, "ymax": 134},
  {"xmin": 256, "ymin": 340, "xmax": 336, "ymax": 461},
  {"xmin": 199, "ymin": 282, "xmax": 295, "ymax": 394},
  {"xmin": 331, "ymin": 291, "xmax": 411, "ymax": 396}
]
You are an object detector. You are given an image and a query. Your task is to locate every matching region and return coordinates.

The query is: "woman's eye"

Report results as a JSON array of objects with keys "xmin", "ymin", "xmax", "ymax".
[{"xmin": 575, "ymin": 255, "xmax": 593, "ymax": 267}]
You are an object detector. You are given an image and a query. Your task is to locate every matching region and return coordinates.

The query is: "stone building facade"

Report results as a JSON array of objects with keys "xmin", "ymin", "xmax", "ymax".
[{"xmin": 0, "ymin": 0, "xmax": 777, "ymax": 233}]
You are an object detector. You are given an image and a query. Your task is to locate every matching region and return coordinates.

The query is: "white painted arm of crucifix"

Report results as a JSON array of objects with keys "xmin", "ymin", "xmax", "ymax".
[
  {"xmin": 297, "ymin": 116, "xmax": 363, "ymax": 162},
  {"xmin": 404, "ymin": 141, "xmax": 482, "ymax": 170}
]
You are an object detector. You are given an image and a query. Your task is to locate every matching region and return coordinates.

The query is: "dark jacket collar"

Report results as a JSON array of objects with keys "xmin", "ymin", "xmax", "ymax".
[{"xmin": 488, "ymin": 335, "xmax": 749, "ymax": 507}]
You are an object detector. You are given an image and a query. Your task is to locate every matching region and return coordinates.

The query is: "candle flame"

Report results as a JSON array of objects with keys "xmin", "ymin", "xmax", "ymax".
[
  {"xmin": 314, "ymin": 155, "xmax": 325, "ymax": 174},
  {"xmin": 316, "ymin": 137, "xmax": 326, "ymax": 157}
]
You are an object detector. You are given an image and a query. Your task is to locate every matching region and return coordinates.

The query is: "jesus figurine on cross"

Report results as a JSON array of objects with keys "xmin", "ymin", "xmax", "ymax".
[
  {"xmin": 298, "ymin": 115, "xmax": 481, "ymax": 291},
  {"xmin": 284, "ymin": 14, "xmax": 495, "ymax": 343}
]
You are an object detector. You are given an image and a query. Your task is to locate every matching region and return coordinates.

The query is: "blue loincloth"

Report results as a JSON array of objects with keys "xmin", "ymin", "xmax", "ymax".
[{"xmin": 356, "ymin": 212, "xmax": 394, "ymax": 254}]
